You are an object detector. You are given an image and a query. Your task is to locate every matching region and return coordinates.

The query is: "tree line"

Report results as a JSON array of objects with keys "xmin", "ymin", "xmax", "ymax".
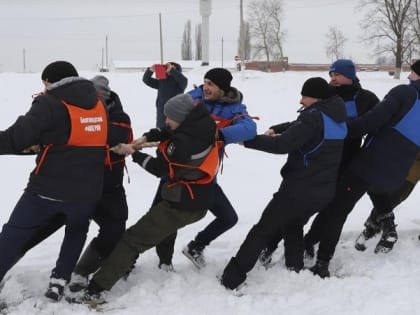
[{"xmin": 180, "ymin": 0, "xmax": 420, "ymax": 79}]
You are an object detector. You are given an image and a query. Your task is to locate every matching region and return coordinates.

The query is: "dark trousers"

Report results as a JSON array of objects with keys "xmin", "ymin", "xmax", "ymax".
[
  {"xmin": 305, "ymin": 179, "xmax": 416, "ymax": 247},
  {"xmin": 221, "ymin": 185, "xmax": 330, "ymax": 290},
  {"xmin": 18, "ymin": 187, "xmax": 128, "ymax": 272},
  {"xmin": 156, "ymin": 182, "xmax": 238, "ymax": 263},
  {"xmin": 316, "ymin": 172, "xmax": 369, "ymax": 262},
  {"xmin": 0, "ymin": 191, "xmax": 95, "ymax": 282}
]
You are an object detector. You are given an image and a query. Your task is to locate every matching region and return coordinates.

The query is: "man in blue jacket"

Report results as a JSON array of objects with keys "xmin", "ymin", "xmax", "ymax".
[{"xmin": 155, "ymin": 68, "xmax": 257, "ymax": 269}]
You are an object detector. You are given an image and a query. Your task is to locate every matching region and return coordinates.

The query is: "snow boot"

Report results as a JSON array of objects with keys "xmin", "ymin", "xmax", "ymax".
[
  {"xmin": 258, "ymin": 247, "xmax": 275, "ymax": 267},
  {"xmin": 355, "ymin": 210, "xmax": 381, "ymax": 251},
  {"xmin": 309, "ymin": 260, "xmax": 330, "ymax": 278},
  {"xmin": 158, "ymin": 262, "xmax": 174, "ymax": 272},
  {"xmin": 68, "ymin": 273, "xmax": 89, "ymax": 293},
  {"xmin": 182, "ymin": 240, "xmax": 206, "ymax": 269},
  {"xmin": 45, "ymin": 277, "xmax": 67, "ymax": 301},
  {"xmin": 374, "ymin": 214, "xmax": 398, "ymax": 253}
]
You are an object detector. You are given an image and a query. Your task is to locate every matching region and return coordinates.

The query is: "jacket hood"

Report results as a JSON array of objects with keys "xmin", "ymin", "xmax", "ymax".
[
  {"xmin": 312, "ymin": 94, "xmax": 347, "ymax": 123},
  {"xmin": 46, "ymin": 77, "xmax": 99, "ymax": 109},
  {"xmin": 220, "ymin": 86, "xmax": 243, "ymax": 104}
]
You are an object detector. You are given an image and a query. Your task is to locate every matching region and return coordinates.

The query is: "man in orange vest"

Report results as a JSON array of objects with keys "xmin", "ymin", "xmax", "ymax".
[{"xmin": 0, "ymin": 61, "xmax": 108, "ymax": 302}]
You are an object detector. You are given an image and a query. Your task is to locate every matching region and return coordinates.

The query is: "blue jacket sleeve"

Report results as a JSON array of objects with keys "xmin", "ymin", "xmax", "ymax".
[{"xmin": 219, "ymin": 104, "xmax": 257, "ymax": 145}]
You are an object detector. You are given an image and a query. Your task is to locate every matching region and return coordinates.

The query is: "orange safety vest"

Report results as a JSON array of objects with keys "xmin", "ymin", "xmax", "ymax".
[
  {"xmin": 34, "ymin": 99, "xmax": 108, "ymax": 175},
  {"xmin": 158, "ymin": 139, "xmax": 222, "ymax": 199}
]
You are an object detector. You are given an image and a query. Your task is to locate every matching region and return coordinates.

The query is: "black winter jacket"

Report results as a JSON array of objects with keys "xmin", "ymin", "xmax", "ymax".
[
  {"xmin": 245, "ymin": 95, "xmax": 347, "ymax": 201},
  {"xmin": 0, "ymin": 77, "xmax": 107, "ymax": 202},
  {"xmin": 332, "ymin": 82, "xmax": 379, "ymax": 170},
  {"xmin": 347, "ymin": 80, "xmax": 420, "ymax": 193},
  {"xmin": 132, "ymin": 103, "xmax": 216, "ymax": 211}
]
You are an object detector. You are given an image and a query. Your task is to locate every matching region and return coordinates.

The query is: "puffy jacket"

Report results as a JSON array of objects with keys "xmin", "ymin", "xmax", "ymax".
[{"xmin": 188, "ymin": 85, "xmax": 257, "ymax": 144}]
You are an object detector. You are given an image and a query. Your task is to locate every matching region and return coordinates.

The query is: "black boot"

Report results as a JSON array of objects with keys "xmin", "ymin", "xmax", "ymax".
[
  {"xmin": 374, "ymin": 213, "xmax": 398, "ymax": 253},
  {"xmin": 309, "ymin": 260, "xmax": 330, "ymax": 278},
  {"xmin": 355, "ymin": 209, "xmax": 381, "ymax": 251}
]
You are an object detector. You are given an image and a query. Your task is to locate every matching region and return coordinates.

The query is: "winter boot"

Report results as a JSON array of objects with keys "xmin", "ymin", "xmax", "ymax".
[
  {"xmin": 45, "ymin": 277, "xmax": 67, "ymax": 301},
  {"xmin": 68, "ymin": 273, "xmax": 89, "ymax": 293},
  {"xmin": 258, "ymin": 247, "xmax": 275, "ymax": 267},
  {"xmin": 374, "ymin": 213, "xmax": 398, "ymax": 253},
  {"xmin": 355, "ymin": 209, "xmax": 381, "ymax": 251},
  {"xmin": 309, "ymin": 260, "xmax": 330, "ymax": 278},
  {"xmin": 182, "ymin": 240, "xmax": 206, "ymax": 269}
]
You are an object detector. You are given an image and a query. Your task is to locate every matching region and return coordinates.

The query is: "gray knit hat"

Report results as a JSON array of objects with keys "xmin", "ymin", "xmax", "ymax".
[
  {"xmin": 164, "ymin": 94, "xmax": 195, "ymax": 124},
  {"xmin": 91, "ymin": 75, "xmax": 111, "ymax": 100}
]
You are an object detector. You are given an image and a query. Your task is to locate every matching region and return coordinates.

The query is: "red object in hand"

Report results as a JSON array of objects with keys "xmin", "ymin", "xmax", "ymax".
[{"xmin": 155, "ymin": 64, "xmax": 167, "ymax": 79}]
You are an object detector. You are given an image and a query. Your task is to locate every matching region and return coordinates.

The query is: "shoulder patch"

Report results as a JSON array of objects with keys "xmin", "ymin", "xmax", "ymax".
[{"xmin": 166, "ymin": 142, "xmax": 176, "ymax": 156}]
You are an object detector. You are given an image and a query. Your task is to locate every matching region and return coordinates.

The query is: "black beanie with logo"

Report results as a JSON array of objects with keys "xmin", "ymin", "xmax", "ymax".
[{"xmin": 41, "ymin": 61, "xmax": 79, "ymax": 83}]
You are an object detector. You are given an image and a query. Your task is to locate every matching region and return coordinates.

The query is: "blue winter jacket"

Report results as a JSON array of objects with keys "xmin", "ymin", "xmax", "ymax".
[
  {"xmin": 188, "ymin": 85, "xmax": 257, "ymax": 144},
  {"xmin": 347, "ymin": 80, "xmax": 420, "ymax": 193}
]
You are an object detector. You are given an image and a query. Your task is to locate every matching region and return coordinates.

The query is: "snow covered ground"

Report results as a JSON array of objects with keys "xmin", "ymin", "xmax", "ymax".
[{"xmin": 0, "ymin": 68, "xmax": 419, "ymax": 315}]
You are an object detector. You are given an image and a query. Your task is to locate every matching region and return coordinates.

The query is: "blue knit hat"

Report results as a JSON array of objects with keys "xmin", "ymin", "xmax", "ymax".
[{"xmin": 329, "ymin": 59, "xmax": 356, "ymax": 80}]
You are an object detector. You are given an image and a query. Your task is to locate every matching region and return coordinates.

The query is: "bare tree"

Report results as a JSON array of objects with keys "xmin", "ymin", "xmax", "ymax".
[
  {"xmin": 325, "ymin": 26, "xmax": 347, "ymax": 62},
  {"xmin": 358, "ymin": 0, "xmax": 413, "ymax": 79},
  {"xmin": 408, "ymin": 0, "xmax": 420, "ymax": 60},
  {"xmin": 247, "ymin": 0, "xmax": 286, "ymax": 71},
  {"xmin": 181, "ymin": 20, "xmax": 192, "ymax": 60},
  {"xmin": 267, "ymin": 0, "xmax": 287, "ymax": 70},
  {"xmin": 195, "ymin": 23, "xmax": 202, "ymax": 60}
]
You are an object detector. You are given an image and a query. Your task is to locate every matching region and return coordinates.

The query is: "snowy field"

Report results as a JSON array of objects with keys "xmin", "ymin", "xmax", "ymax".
[{"xmin": 0, "ymin": 67, "xmax": 419, "ymax": 315}]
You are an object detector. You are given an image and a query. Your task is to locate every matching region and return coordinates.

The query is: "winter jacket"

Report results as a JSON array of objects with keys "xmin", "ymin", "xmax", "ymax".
[
  {"xmin": 103, "ymin": 91, "xmax": 132, "ymax": 193},
  {"xmin": 143, "ymin": 66, "xmax": 188, "ymax": 129},
  {"xmin": 131, "ymin": 103, "xmax": 216, "ymax": 211},
  {"xmin": 245, "ymin": 95, "xmax": 347, "ymax": 199},
  {"xmin": 332, "ymin": 82, "xmax": 379, "ymax": 170},
  {"xmin": 188, "ymin": 85, "xmax": 257, "ymax": 144},
  {"xmin": 347, "ymin": 80, "xmax": 420, "ymax": 193},
  {"xmin": 0, "ymin": 77, "xmax": 107, "ymax": 202}
]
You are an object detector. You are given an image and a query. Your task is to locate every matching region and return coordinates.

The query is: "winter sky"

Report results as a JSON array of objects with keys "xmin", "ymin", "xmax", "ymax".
[{"xmin": 0, "ymin": 0, "xmax": 367, "ymax": 73}]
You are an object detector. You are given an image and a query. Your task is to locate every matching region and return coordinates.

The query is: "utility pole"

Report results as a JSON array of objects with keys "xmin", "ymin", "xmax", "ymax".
[
  {"xmin": 105, "ymin": 35, "xmax": 109, "ymax": 69},
  {"xmin": 159, "ymin": 13, "xmax": 164, "ymax": 64},
  {"xmin": 22, "ymin": 48, "xmax": 26, "ymax": 73},
  {"xmin": 239, "ymin": 0, "xmax": 245, "ymax": 61}
]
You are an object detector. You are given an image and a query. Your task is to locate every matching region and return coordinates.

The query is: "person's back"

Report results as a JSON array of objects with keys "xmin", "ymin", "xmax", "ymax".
[{"xmin": 0, "ymin": 61, "xmax": 108, "ymax": 301}]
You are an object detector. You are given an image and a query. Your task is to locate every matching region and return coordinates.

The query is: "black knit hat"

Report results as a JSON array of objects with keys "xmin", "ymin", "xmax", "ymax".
[
  {"xmin": 204, "ymin": 68, "xmax": 233, "ymax": 93},
  {"xmin": 410, "ymin": 60, "xmax": 420, "ymax": 76},
  {"xmin": 41, "ymin": 61, "xmax": 79, "ymax": 83},
  {"xmin": 301, "ymin": 77, "xmax": 331, "ymax": 99}
]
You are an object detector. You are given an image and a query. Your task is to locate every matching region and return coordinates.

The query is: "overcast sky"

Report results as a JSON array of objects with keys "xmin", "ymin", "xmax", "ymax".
[{"xmin": 0, "ymin": 0, "xmax": 366, "ymax": 72}]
